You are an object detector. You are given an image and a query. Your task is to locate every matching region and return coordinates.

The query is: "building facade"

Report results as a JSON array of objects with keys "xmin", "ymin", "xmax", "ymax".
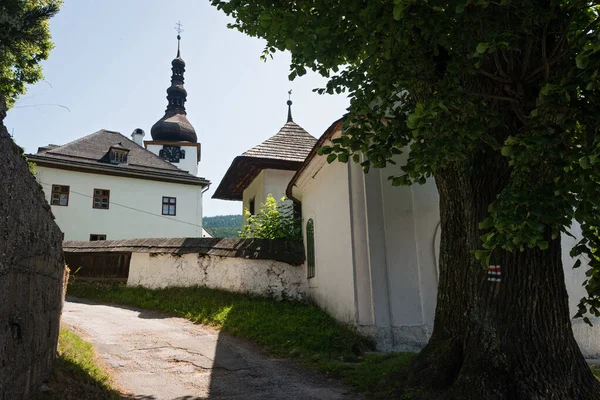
[
  {"xmin": 213, "ymin": 100, "xmax": 316, "ymax": 224},
  {"xmin": 28, "ymin": 34, "xmax": 210, "ymax": 241},
  {"xmin": 286, "ymin": 117, "xmax": 600, "ymax": 357}
]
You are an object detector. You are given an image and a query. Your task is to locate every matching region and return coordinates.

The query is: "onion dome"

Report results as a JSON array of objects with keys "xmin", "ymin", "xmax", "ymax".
[{"xmin": 150, "ymin": 34, "xmax": 197, "ymax": 143}]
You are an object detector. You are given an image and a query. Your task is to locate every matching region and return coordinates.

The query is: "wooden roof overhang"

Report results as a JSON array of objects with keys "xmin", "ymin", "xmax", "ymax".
[{"xmin": 212, "ymin": 155, "xmax": 303, "ymax": 201}]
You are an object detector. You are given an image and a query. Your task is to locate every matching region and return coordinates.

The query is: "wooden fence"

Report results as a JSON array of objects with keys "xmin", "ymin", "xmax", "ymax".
[{"xmin": 64, "ymin": 252, "xmax": 131, "ymax": 281}]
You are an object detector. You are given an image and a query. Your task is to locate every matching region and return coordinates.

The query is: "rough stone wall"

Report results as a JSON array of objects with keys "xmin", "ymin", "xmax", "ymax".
[
  {"xmin": 127, "ymin": 252, "xmax": 307, "ymax": 301},
  {"xmin": 0, "ymin": 95, "xmax": 65, "ymax": 400}
]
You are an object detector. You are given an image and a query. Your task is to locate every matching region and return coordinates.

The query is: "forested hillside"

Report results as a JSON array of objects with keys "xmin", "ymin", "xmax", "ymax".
[{"xmin": 203, "ymin": 214, "xmax": 242, "ymax": 238}]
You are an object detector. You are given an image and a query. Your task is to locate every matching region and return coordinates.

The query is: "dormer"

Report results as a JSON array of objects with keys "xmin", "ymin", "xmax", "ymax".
[{"xmin": 108, "ymin": 143, "xmax": 130, "ymax": 164}]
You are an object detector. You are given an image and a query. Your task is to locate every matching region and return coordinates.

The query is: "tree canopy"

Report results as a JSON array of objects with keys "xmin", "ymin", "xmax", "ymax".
[
  {"xmin": 213, "ymin": 0, "xmax": 600, "ymax": 319},
  {"xmin": 0, "ymin": 0, "xmax": 61, "ymax": 108}
]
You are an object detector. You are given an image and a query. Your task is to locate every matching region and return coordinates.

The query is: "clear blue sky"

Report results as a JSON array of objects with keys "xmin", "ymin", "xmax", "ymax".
[{"xmin": 5, "ymin": 0, "xmax": 349, "ymax": 217}]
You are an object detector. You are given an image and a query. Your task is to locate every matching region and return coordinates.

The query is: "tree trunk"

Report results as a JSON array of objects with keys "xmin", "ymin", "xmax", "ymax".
[{"xmin": 399, "ymin": 150, "xmax": 600, "ymax": 399}]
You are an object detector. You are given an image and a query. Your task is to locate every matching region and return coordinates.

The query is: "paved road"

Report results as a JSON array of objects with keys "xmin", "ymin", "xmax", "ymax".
[{"xmin": 62, "ymin": 298, "xmax": 362, "ymax": 400}]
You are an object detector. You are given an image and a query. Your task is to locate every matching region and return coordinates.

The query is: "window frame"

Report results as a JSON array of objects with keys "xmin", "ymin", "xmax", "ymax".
[
  {"xmin": 50, "ymin": 184, "xmax": 70, "ymax": 206},
  {"xmin": 306, "ymin": 219, "xmax": 316, "ymax": 279},
  {"xmin": 162, "ymin": 196, "xmax": 177, "ymax": 216},
  {"xmin": 110, "ymin": 149, "xmax": 128, "ymax": 164},
  {"xmin": 89, "ymin": 234, "xmax": 107, "ymax": 241},
  {"xmin": 249, "ymin": 197, "xmax": 256, "ymax": 215},
  {"xmin": 92, "ymin": 188, "xmax": 110, "ymax": 210}
]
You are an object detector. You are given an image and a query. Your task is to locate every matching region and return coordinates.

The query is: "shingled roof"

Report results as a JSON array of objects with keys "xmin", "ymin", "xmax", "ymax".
[
  {"xmin": 28, "ymin": 129, "xmax": 209, "ymax": 186},
  {"xmin": 213, "ymin": 121, "xmax": 317, "ymax": 201}
]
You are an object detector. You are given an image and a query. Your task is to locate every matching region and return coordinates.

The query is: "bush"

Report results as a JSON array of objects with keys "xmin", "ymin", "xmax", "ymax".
[{"xmin": 239, "ymin": 195, "xmax": 302, "ymax": 241}]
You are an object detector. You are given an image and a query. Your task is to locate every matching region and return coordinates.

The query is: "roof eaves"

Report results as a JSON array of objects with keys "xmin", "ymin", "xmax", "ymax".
[{"xmin": 286, "ymin": 116, "xmax": 347, "ymax": 202}]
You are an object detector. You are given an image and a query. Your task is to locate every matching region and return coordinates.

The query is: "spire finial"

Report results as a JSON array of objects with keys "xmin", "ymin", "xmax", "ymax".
[
  {"xmin": 287, "ymin": 89, "xmax": 293, "ymax": 123},
  {"xmin": 175, "ymin": 21, "xmax": 183, "ymax": 57}
]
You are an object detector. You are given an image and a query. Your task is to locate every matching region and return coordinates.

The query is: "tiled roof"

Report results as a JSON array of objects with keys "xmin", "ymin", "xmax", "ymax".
[
  {"xmin": 28, "ymin": 129, "xmax": 209, "ymax": 186},
  {"xmin": 241, "ymin": 122, "xmax": 317, "ymax": 162},
  {"xmin": 212, "ymin": 121, "xmax": 316, "ymax": 201}
]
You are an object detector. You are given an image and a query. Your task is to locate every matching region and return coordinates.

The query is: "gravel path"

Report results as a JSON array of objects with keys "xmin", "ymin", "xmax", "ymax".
[{"xmin": 62, "ymin": 298, "xmax": 363, "ymax": 400}]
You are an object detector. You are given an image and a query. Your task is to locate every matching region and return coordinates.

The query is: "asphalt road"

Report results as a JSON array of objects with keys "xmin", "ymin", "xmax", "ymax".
[{"xmin": 62, "ymin": 298, "xmax": 362, "ymax": 400}]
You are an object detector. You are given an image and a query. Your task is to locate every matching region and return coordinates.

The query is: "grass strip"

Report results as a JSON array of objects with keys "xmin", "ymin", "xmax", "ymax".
[
  {"xmin": 35, "ymin": 327, "xmax": 121, "ymax": 400},
  {"xmin": 67, "ymin": 282, "xmax": 414, "ymax": 398}
]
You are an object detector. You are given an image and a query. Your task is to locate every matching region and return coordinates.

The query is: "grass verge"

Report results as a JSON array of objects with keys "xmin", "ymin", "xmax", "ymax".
[
  {"xmin": 68, "ymin": 282, "xmax": 413, "ymax": 398},
  {"xmin": 35, "ymin": 327, "xmax": 121, "ymax": 400}
]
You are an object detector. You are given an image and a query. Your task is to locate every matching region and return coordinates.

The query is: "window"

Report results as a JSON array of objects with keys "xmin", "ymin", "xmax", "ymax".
[
  {"xmin": 92, "ymin": 189, "xmax": 110, "ymax": 210},
  {"xmin": 249, "ymin": 197, "xmax": 255, "ymax": 215},
  {"xmin": 51, "ymin": 185, "xmax": 69, "ymax": 206},
  {"xmin": 89, "ymin": 234, "xmax": 106, "ymax": 241},
  {"xmin": 110, "ymin": 149, "xmax": 128, "ymax": 164},
  {"xmin": 306, "ymin": 219, "xmax": 315, "ymax": 279},
  {"xmin": 162, "ymin": 196, "xmax": 176, "ymax": 216}
]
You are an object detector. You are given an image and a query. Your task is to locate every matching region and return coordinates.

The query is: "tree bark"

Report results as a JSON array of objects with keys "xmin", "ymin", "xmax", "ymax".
[{"xmin": 399, "ymin": 149, "xmax": 600, "ymax": 399}]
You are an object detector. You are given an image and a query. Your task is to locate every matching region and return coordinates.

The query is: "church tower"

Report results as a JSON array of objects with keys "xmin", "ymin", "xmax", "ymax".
[{"xmin": 144, "ymin": 28, "xmax": 201, "ymax": 176}]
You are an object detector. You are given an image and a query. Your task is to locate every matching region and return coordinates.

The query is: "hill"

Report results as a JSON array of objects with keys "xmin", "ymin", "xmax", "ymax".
[{"xmin": 203, "ymin": 214, "xmax": 242, "ymax": 238}]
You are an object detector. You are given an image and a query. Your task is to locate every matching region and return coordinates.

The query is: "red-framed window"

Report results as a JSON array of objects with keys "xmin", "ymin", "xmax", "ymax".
[
  {"xmin": 51, "ymin": 185, "xmax": 70, "ymax": 206},
  {"xmin": 162, "ymin": 196, "xmax": 176, "ymax": 216},
  {"xmin": 92, "ymin": 189, "xmax": 110, "ymax": 210}
]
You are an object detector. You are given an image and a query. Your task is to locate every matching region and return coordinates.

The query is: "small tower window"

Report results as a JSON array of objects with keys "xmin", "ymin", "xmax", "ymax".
[{"xmin": 306, "ymin": 219, "xmax": 315, "ymax": 279}]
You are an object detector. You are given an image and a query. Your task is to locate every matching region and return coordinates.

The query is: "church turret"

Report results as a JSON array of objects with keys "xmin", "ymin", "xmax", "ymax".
[
  {"xmin": 150, "ymin": 32, "xmax": 197, "ymax": 143},
  {"xmin": 144, "ymin": 24, "xmax": 201, "ymax": 177}
]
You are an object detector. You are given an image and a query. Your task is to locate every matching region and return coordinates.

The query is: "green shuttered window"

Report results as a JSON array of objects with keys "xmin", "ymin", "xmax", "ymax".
[{"xmin": 306, "ymin": 219, "xmax": 315, "ymax": 279}]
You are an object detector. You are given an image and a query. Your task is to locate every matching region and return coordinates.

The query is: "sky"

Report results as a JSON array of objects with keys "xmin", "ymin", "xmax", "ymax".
[{"xmin": 5, "ymin": 0, "xmax": 350, "ymax": 217}]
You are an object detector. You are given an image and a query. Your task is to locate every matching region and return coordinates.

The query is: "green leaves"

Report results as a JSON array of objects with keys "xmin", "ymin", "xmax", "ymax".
[
  {"xmin": 239, "ymin": 195, "xmax": 302, "ymax": 241},
  {"xmin": 576, "ymin": 53, "xmax": 589, "ymax": 69},
  {"xmin": 212, "ymin": 0, "xmax": 600, "ymax": 321},
  {"xmin": 476, "ymin": 42, "xmax": 490, "ymax": 54}
]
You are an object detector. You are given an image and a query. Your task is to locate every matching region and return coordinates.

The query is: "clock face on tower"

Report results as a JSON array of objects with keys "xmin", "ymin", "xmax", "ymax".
[{"xmin": 159, "ymin": 145, "xmax": 186, "ymax": 163}]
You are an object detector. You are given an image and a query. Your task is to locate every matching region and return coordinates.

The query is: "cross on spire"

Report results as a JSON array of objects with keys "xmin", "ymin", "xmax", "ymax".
[
  {"xmin": 175, "ymin": 21, "xmax": 184, "ymax": 35},
  {"xmin": 287, "ymin": 90, "xmax": 293, "ymax": 123},
  {"xmin": 174, "ymin": 21, "xmax": 183, "ymax": 57}
]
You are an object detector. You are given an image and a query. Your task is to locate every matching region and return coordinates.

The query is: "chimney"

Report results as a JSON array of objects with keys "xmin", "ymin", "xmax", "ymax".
[{"xmin": 131, "ymin": 128, "xmax": 145, "ymax": 146}]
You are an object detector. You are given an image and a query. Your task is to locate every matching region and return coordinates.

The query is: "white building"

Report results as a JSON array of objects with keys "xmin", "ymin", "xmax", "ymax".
[
  {"xmin": 212, "ymin": 100, "xmax": 316, "ymax": 223},
  {"xmin": 28, "ymin": 35, "xmax": 210, "ymax": 241},
  {"xmin": 214, "ymin": 115, "xmax": 600, "ymax": 358}
]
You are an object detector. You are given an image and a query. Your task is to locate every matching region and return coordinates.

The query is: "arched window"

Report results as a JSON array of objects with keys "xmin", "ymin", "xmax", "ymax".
[{"xmin": 306, "ymin": 219, "xmax": 315, "ymax": 279}]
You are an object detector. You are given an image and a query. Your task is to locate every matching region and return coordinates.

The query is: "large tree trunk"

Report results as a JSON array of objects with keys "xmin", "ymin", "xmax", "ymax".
[{"xmin": 399, "ymin": 150, "xmax": 600, "ymax": 399}]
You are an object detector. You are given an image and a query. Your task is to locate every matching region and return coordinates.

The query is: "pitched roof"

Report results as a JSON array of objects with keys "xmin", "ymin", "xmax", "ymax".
[
  {"xmin": 241, "ymin": 122, "xmax": 317, "ymax": 162},
  {"xmin": 213, "ymin": 122, "xmax": 316, "ymax": 201},
  {"xmin": 286, "ymin": 117, "xmax": 346, "ymax": 201},
  {"xmin": 28, "ymin": 129, "xmax": 209, "ymax": 186}
]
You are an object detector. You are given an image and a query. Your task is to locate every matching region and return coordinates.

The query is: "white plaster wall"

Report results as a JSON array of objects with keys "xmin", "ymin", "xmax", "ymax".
[
  {"xmin": 298, "ymin": 158, "xmax": 357, "ymax": 325},
  {"xmin": 561, "ymin": 222, "xmax": 600, "ymax": 358},
  {"xmin": 242, "ymin": 170, "xmax": 266, "ymax": 225},
  {"xmin": 242, "ymin": 169, "xmax": 296, "ymax": 225},
  {"xmin": 35, "ymin": 167, "xmax": 203, "ymax": 240},
  {"xmin": 127, "ymin": 253, "xmax": 306, "ymax": 300},
  {"xmin": 146, "ymin": 143, "xmax": 199, "ymax": 176}
]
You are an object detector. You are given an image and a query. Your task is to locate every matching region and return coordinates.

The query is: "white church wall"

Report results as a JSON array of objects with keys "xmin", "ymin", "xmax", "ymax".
[
  {"xmin": 36, "ymin": 166, "xmax": 203, "ymax": 241},
  {"xmin": 127, "ymin": 252, "xmax": 306, "ymax": 300},
  {"xmin": 561, "ymin": 222, "xmax": 600, "ymax": 358},
  {"xmin": 242, "ymin": 169, "xmax": 296, "ymax": 225},
  {"xmin": 145, "ymin": 143, "xmax": 199, "ymax": 177},
  {"xmin": 242, "ymin": 170, "xmax": 266, "ymax": 225},
  {"xmin": 299, "ymin": 158, "xmax": 357, "ymax": 325}
]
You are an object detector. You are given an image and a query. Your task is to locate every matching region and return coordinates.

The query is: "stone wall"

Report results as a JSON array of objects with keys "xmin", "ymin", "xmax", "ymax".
[
  {"xmin": 127, "ymin": 252, "xmax": 306, "ymax": 300},
  {"xmin": 0, "ymin": 95, "xmax": 65, "ymax": 400}
]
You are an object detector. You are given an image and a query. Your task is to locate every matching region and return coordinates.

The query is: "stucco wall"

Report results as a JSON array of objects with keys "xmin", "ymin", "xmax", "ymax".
[
  {"xmin": 145, "ymin": 142, "xmax": 200, "ymax": 177},
  {"xmin": 0, "ymin": 97, "xmax": 65, "ymax": 399},
  {"xmin": 35, "ymin": 166, "xmax": 203, "ymax": 240},
  {"xmin": 127, "ymin": 252, "xmax": 306, "ymax": 300},
  {"xmin": 296, "ymin": 157, "xmax": 357, "ymax": 325},
  {"xmin": 242, "ymin": 169, "xmax": 296, "ymax": 225}
]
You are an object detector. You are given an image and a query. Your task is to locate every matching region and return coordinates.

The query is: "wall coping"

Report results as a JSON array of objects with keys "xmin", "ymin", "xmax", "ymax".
[{"xmin": 63, "ymin": 238, "xmax": 305, "ymax": 265}]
